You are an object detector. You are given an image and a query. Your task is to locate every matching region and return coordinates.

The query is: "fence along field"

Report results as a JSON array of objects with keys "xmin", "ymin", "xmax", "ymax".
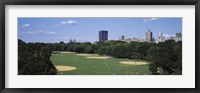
[{"xmin": 50, "ymin": 51, "xmax": 151, "ymax": 75}]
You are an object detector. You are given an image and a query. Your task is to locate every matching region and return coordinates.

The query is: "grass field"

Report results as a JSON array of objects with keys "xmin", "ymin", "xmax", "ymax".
[{"xmin": 50, "ymin": 51, "xmax": 151, "ymax": 75}]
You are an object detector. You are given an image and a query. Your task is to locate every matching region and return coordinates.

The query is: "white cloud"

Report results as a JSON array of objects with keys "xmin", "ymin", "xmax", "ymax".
[
  {"xmin": 150, "ymin": 18, "xmax": 158, "ymax": 21},
  {"xmin": 54, "ymin": 20, "xmax": 78, "ymax": 27},
  {"xmin": 22, "ymin": 31, "xmax": 42, "ymax": 34},
  {"xmin": 22, "ymin": 31, "xmax": 57, "ymax": 35},
  {"xmin": 22, "ymin": 24, "xmax": 30, "ymax": 28},
  {"xmin": 143, "ymin": 18, "xmax": 159, "ymax": 22},
  {"xmin": 46, "ymin": 31, "xmax": 58, "ymax": 35},
  {"xmin": 61, "ymin": 20, "xmax": 78, "ymax": 25}
]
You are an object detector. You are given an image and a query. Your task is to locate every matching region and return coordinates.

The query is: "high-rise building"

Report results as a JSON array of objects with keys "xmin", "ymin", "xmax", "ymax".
[
  {"xmin": 99, "ymin": 30, "xmax": 108, "ymax": 41},
  {"xmin": 175, "ymin": 32, "xmax": 182, "ymax": 41},
  {"xmin": 176, "ymin": 32, "xmax": 182, "ymax": 38},
  {"xmin": 118, "ymin": 35, "xmax": 125, "ymax": 40},
  {"xmin": 146, "ymin": 29, "xmax": 153, "ymax": 43},
  {"xmin": 69, "ymin": 39, "xmax": 73, "ymax": 43},
  {"xmin": 69, "ymin": 38, "xmax": 76, "ymax": 43},
  {"xmin": 158, "ymin": 32, "xmax": 163, "ymax": 38},
  {"xmin": 72, "ymin": 39, "xmax": 76, "ymax": 43},
  {"xmin": 158, "ymin": 32, "xmax": 164, "ymax": 42},
  {"xmin": 121, "ymin": 35, "xmax": 125, "ymax": 40}
]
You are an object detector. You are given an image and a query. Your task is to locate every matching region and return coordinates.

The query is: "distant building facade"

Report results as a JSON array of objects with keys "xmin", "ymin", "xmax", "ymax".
[
  {"xmin": 176, "ymin": 32, "xmax": 182, "ymax": 38},
  {"xmin": 154, "ymin": 32, "xmax": 182, "ymax": 43},
  {"xmin": 99, "ymin": 30, "xmax": 108, "ymax": 41},
  {"xmin": 155, "ymin": 32, "xmax": 165, "ymax": 43},
  {"xmin": 118, "ymin": 35, "xmax": 145, "ymax": 43},
  {"xmin": 121, "ymin": 35, "xmax": 125, "ymax": 40},
  {"xmin": 69, "ymin": 38, "xmax": 76, "ymax": 43},
  {"xmin": 175, "ymin": 32, "xmax": 182, "ymax": 41},
  {"xmin": 118, "ymin": 35, "xmax": 125, "ymax": 41},
  {"xmin": 72, "ymin": 39, "xmax": 76, "ymax": 43},
  {"xmin": 146, "ymin": 29, "xmax": 153, "ymax": 43}
]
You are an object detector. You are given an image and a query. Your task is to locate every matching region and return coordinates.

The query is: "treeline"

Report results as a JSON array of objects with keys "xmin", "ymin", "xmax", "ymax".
[
  {"xmin": 18, "ymin": 39, "xmax": 182, "ymax": 75},
  {"xmin": 49, "ymin": 40, "xmax": 152, "ymax": 59},
  {"xmin": 19, "ymin": 40, "xmax": 151, "ymax": 60}
]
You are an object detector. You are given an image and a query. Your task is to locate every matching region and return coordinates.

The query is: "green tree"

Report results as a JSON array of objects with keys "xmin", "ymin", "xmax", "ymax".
[
  {"xmin": 98, "ymin": 46, "xmax": 106, "ymax": 55},
  {"xmin": 74, "ymin": 45, "xmax": 84, "ymax": 53},
  {"xmin": 111, "ymin": 44, "xmax": 130, "ymax": 58},
  {"xmin": 18, "ymin": 39, "xmax": 57, "ymax": 75},
  {"xmin": 105, "ymin": 46, "xmax": 113, "ymax": 56},
  {"xmin": 147, "ymin": 40, "xmax": 182, "ymax": 75},
  {"xmin": 85, "ymin": 45, "xmax": 94, "ymax": 53}
]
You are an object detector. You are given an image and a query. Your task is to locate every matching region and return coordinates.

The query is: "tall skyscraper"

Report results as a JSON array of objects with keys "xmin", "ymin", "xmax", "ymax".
[
  {"xmin": 176, "ymin": 32, "xmax": 182, "ymax": 38},
  {"xmin": 158, "ymin": 32, "xmax": 164, "ymax": 42},
  {"xmin": 99, "ymin": 30, "xmax": 108, "ymax": 41},
  {"xmin": 121, "ymin": 35, "xmax": 125, "ymax": 40},
  {"xmin": 118, "ymin": 35, "xmax": 125, "ymax": 40},
  {"xmin": 176, "ymin": 32, "xmax": 182, "ymax": 41},
  {"xmin": 146, "ymin": 29, "xmax": 153, "ymax": 43}
]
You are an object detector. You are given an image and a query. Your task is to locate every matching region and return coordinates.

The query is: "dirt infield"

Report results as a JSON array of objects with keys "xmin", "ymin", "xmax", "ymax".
[
  {"xmin": 52, "ymin": 54, "xmax": 59, "ymax": 55},
  {"xmin": 55, "ymin": 65, "xmax": 76, "ymax": 71},
  {"xmin": 59, "ymin": 51, "xmax": 74, "ymax": 54},
  {"xmin": 86, "ymin": 56, "xmax": 111, "ymax": 59},
  {"xmin": 76, "ymin": 54, "xmax": 98, "ymax": 56},
  {"xmin": 119, "ymin": 61, "xmax": 148, "ymax": 65}
]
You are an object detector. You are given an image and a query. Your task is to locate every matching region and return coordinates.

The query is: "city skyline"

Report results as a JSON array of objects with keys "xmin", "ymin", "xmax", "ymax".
[{"xmin": 18, "ymin": 18, "xmax": 182, "ymax": 43}]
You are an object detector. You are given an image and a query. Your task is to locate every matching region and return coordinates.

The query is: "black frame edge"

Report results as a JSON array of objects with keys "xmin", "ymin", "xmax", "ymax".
[
  {"xmin": 0, "ymin": 0, "xmax": 5, "ymax": 93},
  {"xmin": 195, "ymin": 1, "xmax": 200, "ymax": 91},
  {"xmin": 1, "ymin": 0, "xmax": 200, "ymax": 5}
]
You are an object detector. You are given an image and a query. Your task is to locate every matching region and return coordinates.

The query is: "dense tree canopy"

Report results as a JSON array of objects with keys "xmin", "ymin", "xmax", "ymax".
[
  {"xmin": 147, "ymin": 40, "xmax": 182, "ymax": 75},
  {"xmin": 18, "ymin": 39, "xmax": 182, "ymax": 75},
  {"xmin": 18, "ymin": 39, "xmax": 57, "ymax": 75}
]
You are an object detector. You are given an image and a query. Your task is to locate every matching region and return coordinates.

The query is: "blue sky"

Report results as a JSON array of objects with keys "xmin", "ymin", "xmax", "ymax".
[{"xmin": 18, "ymin": 18, "xmax": 182, "ymax": 43}]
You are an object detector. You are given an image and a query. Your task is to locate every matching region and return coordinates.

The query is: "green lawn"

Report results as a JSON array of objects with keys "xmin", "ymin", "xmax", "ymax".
[{"xmin": 50, "ymin": 51, "xmax": 151, "ymax": 75}]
